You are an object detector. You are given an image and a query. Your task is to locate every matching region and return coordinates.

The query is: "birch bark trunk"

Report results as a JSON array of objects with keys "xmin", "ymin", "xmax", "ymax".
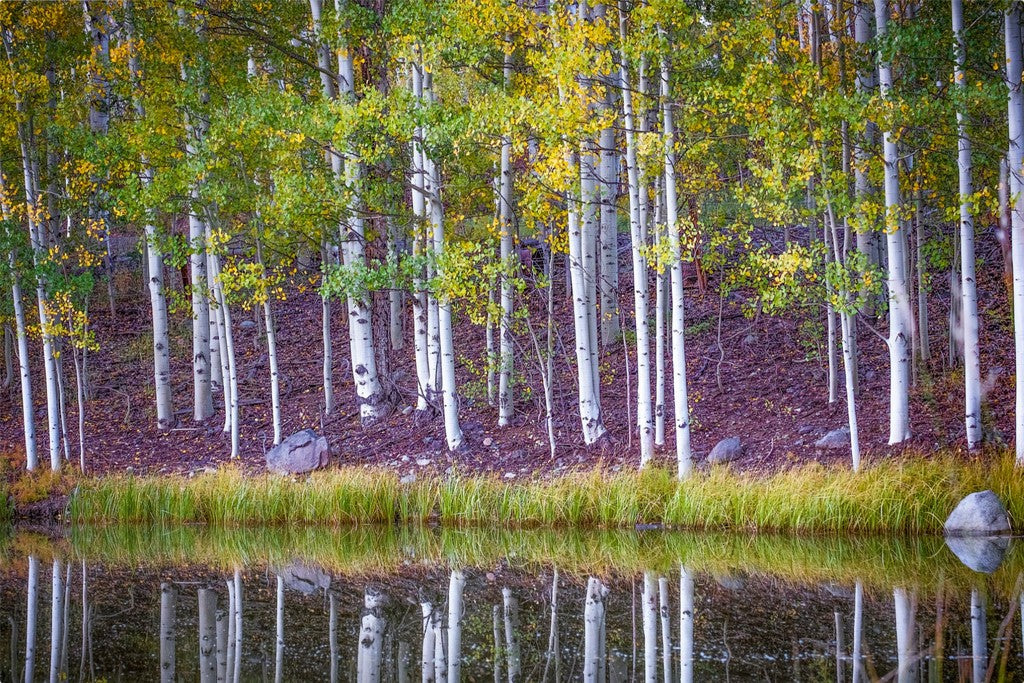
[
  {"xmin": 447, "ymin": 571, "xmax": 465, "ymax": 683},
  {"xmin": 0, "ymin": 174, "xmax": 37, "ymax": 468},
  {"xmin": 498, "ymin": 47, "xmax": 515, "ymax": 427},
  {"xmin": 874, "ymin": 0, "xmax": 912, "ymax": 444},
  {"xmin": 619, "ymin": 9, "xmax": 654, "ymax": 467},
  {"xmin": 159, "ymin": 583, "xmax": 176, "ymax": 683},
  {"xmin": 1006, "ymin": 3, "xmax": 1024, "ymax": 463},
  {"xmin": 680, "ymin": 566, "xmax": 694, "ymax": 683},
  {"xmin": 952, "ymin": 0, "xmax": 981, "ymax": 449},
  {"xmin": 660, "ymin": 40, "xmax": 694, "ymax": 477}
]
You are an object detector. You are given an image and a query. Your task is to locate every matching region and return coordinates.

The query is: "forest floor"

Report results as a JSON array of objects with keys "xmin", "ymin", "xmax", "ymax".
[{"xmin": 0, "ymin": 228, "xmax": 1015, "ymax": 484}]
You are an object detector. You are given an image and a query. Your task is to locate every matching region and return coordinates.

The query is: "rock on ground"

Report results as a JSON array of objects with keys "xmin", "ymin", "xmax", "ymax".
[
  {"xmin": 266, "ymin": 429, "xmax": 330, "ymax": 475},
  {"xmin": 279, "ymin": 563, "xmax": 331, "ymax": 594},
  {"xmin": 943, "ymin": 490, "xmax": 1011, "ymax": 537},
  {"xmin": 813, "ymin": 427, "xmax": 849, "ymax": 450},
  {"xmin": 707, "ymin": 437, "xmax": 744, "ymax": 464},
  {"xmin": 945, "ymin": 535, "xmax": 1011, "ymax": 574}
]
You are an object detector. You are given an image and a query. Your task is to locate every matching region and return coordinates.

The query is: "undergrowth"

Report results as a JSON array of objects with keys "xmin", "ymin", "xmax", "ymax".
[{"xmin": 65, "ymin": 451, "xmax": 1024, "ymax": 535}]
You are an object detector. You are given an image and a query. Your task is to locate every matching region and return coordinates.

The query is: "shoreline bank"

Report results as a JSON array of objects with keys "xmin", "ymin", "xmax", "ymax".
[{"xmin": 23, "ymin": 451, "xmax": 1017, "ymax": 535}]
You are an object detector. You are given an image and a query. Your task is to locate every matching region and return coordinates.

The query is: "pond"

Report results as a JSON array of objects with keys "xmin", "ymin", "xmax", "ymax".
[{"xmin": 0, "ymin": 525, "xmax": 1020, "ymax": 681}]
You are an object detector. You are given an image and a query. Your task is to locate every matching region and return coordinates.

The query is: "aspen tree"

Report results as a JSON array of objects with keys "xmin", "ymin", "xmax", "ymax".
[
  {"xmin": 619, "ymin": 3, "xmax": 655, "ymax": 467},
  {"xmin": 873, "ymin": 0, "xmax": 912, "ymax": 444},
  {"xmin": 952, "ymin": 0, "xmax": 981, "ymax": 449},
  {"xmin": 1006, "ymin": 2, "xmax": 1024, "ymax": 464},
  {"xmin": 660, "ymin": 30, "xmax": 694, "ymax": 477}
]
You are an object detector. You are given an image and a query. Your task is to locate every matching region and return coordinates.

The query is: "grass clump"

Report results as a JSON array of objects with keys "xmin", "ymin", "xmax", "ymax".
[{"xmin": 67, "ymin": 452, "xmax": 1024, "ymax": 535}]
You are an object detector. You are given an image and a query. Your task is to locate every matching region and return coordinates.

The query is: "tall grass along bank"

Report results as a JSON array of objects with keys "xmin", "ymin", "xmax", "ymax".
[{"xmin": 66, "ymin": 454, "xmax": 1024, "ymax": 534}]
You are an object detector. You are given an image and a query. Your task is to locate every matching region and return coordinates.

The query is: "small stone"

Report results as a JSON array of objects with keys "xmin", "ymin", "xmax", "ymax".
[
  {"xmin": 741, "ymin": 333, "xmax": 758, "ymax": 346},
  {"xmin": 240, "ymin": 319, "xmax": 257, "ymax": 330},
  {"xmin": 423, "ymin": 436, "xmax": 436, "ymax": 446},
  {"xmin": 402, "ymin": 406, "xmax": 414, "ymax": 416},
  {"xmin": 416, "ymin": 458, "xmax": 431, "ymax": 467},
  {"xmin": 266, "ymin": 429, "xmax": 330, "ymax": 475},
  {"xmin": 279, "ymin": 563, "xmax": 330, "ymax": 595},
  {"xmin": 486, "ymin": 572, "xmax": 496, "ymax": 582},
  {"xmin": 508, "ymin": 449, "xmax": 527, "ymax": 460},
  {"xmin": 125, "ymin": 466, "xmax": 134, "ymax": 474},
  {"xmin": 483, "ymin": 437, "xmax": 494, "ymax": 447},
  {"xmin": 946, "ymin": 535, "xmax": 1010, "ymax": 573},
  {"xmin": 400, "ymin": 455, "xmax": 410, "ymax": 463},
  {"xmin": 713, "ymin": 573, "xmax": 746, "ymax": 591},
  {"xmin": 204, "ymin": 466, "xmax": 218, "ymax": 474},
  {"xmin": 707, "ymin": 437, "xmax": 743, "ymax": 464},
  {"xmin": 814, "ymin": 427, "xmax": 850, "ymax": 450},
  {"xmin": 504, "ymin": 472, "xmax": 516, "ymax": 479},
  {"xmin": 944, "ymin": 490, "xmax": 1011, "ymax": 537},
  {"xmin": 400, "ymin": 473, "xmax": 417, "ymax": 485},
  {"xmin": 797, "ymin": 425, "xmax": 818, "ymax": 435}
]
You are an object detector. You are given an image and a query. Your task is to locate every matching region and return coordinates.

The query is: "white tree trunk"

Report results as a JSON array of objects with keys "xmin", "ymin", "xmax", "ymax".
[
  {"xmin": 322, "ymin": 242, "xmax": 335, "ymax": 415},
  {"xmin": 432, "ymin": 607, "xmax": 447, "ymax": 683},
  {"xmin": 420, "ymin": 602, "xmax": 435, "ymax": 683},
  {"xmin": 160, "ymin": 583, "xmax": 177, "ymax": 683},
  {"xmin": 583, "ymin": 578, "xmax": 607, "ymax": 683},
  {"xmin": 9, "ymin": 264, "xmax": 36, "ymax": 469},
  {"xmin": 619, "ymin": 14, "xmax": 654, "ymax": 467},
  {"xmin": 599, "ymin": 100, "xmax": 619, "ymax": 348},
  {"xmin": 502, "ymin": 587, "xmax": 521, "ymax": 683},
  {"xmin": 952, "ymin": 0, "xmax": 981, "ymax": 449},
  {"xmin": 144, "ymin": 195, "xmax": 174, "ymax": 429},
  {"xmin": 357, "ymin": 588, "xmax": 386, "ymax": 683},
  {"xmin": 198, "ymin": 589, "xmax": 217, "ymax": 683},
  {"xmin": 970, "ymin": 587, "xmax": 986, "ymax": 683},
  {"xmin": 498, "ymin": 48, "xmax": 514, "ymax": 427},
  {"xmin": 660, "ymin": 45, "xmax": 694, "ymax": 477},
  {"xmin": 874, "ymin": 0, "xmax": 912, "ymax": 444},
  {"xmin": 893, "ymin": 588, "xmax": 915, "ymax": 683},
  {"xmin": 48, "ymin": 560, "xmax": 63, "ymax": 683},
  {"xmin": 126, "ymin": 7, "xmax": 175, "ymax": 429},
  {"xmin": 822, "ymin": 183, "xmax": 862, "ymax": 471},
  {"xmin": 853, "ymin": 0, "xmax": 879, "ymax": 291},
  {"xmin": 24, "ymin": 555, "xmax": 38, "ymax": 683},
  {"xmin": 654, "ymin": 181, "xmax": 667, "ymax": 447},
  {"xmin": 852, "ymin": 582, "xmax": 863, "ymax": 683},
  {"xmin": 310, "ymin": 0, "xmax": 383, "ymax": 423},
  {"xmin": 274, "ymin": 576, "xmax": 284, "ymax": 683},
  {"xmin": 1006, "ymin": 3, "xmax": 1024, "ymax": 464},
  {"xmin": 16, "ymin": 131, "xmax": 61, "ymax": 471},
  {"xmin": 422, "ymin": 73, "xmax": 464, "ymax": 450},
  {"xmin": 568, "ymin": 142, "xmax": 606, "ymax": 444},
  {"xmin": 447, "ymin": 570, "xmax": 465, "ymax": 683},
  {"xmin": 210, "ymin": 255, "xmax": 240, "ymax": 457},
  {"xmin": 680, "ymin": 566, "xmax": 694, "ymax": 683},
  {"xmin": 542, "ymin": 569, "xmax": 559, "ymax": 683},
  {"xmin": 410, "ymin": 65, "xmax": 431, "ymax": 413},
  {"xmin": 657, "ymin": 577, "xmax": 671, "ymax": 683},
  {"xmin": 256, "ymin": 241, "xmax": 282, "ymax": 445},
  {"xmin": 215, "ymin": 596, "xmax": 228, "ymax": 683},
  {"xmin": 641, "ymin": 573, "xmax": 657, "ymax": 683}
]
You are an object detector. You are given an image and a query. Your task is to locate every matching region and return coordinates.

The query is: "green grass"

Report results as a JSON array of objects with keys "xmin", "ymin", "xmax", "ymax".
[
  {"xmin": 64, "ymin": 452, "xmax": 1024, "ymax": 535},
  {"xmin": 3, "ymin": 524, "xmax": 1018, "ymax": 598}
]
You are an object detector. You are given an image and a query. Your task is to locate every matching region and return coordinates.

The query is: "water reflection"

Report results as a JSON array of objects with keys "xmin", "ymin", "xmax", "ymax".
[{"xmin": 0, "ymin": 528, "xmax": 1023, "ymax": 680}]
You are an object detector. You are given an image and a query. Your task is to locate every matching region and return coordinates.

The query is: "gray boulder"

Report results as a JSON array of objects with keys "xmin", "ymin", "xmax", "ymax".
[
  {"xmin": 944, "ymin": 490, "xmax": 1011, "ymax": 537},
  {"xmin": 266, "ymin": 429, "xmax": 330, "ymax": 474},
  {"xmin": 279, "ymin": 563, "xmax": 331, "ymax": 594},
  {"xmin": 814, "ymin": 427, "xmax": 850, "ymax": 450},
  {"xmin": 945, "ymin": 536, "xmax": 1011, "ymax": 574},
  {"xmin": 707, "ymin": 437, "xmax": 744, "ymax": 464}
]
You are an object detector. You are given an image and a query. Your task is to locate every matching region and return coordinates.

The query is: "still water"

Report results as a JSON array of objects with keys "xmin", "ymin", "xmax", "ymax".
[{"xmin": 0, "ymin": 525, "xmax": 1020, "ymax": 681}]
